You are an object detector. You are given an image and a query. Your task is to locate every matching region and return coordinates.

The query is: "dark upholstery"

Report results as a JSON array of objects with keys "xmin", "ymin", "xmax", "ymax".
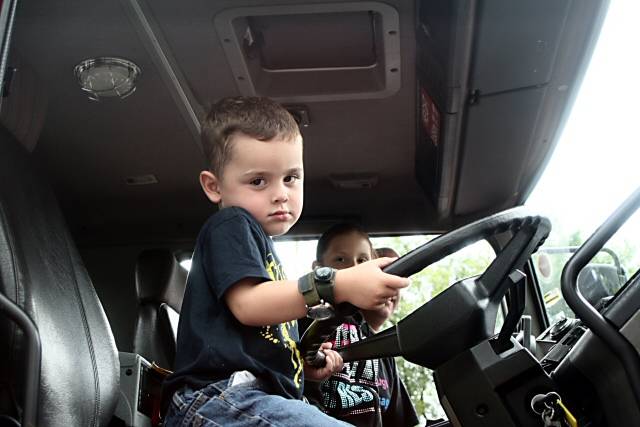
[
  {"xmin": 133, "ymin": 249, "xmax": 187, "ymax": 370},
  {"xmin": 0, "ymin": 127, "xmax": 120, "ymax": 426}
]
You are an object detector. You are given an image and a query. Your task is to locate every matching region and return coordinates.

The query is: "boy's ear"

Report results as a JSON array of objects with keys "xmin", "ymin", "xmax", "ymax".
[{"xmin": 199, "ymin": 170, "xmax": 222, "ymax": 204}]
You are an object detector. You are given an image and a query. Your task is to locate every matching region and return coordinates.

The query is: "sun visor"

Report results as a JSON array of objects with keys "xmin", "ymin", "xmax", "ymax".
[{"xmin": 0, "ymin": 55, "xmax": 47, "ymax": 152}]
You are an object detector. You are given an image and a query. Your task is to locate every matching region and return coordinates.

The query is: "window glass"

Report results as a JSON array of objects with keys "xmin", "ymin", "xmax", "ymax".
[
  {"xmin": 522, "ymin": 0, "xmax": 640, "ymax": 328},
  {"xmin": 532, "ymin": 209, "xmax": 640, "ymax": 325}
]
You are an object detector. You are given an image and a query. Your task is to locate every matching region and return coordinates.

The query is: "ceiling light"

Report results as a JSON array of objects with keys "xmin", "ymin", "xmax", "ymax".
[{"xmin": 74, "ymin": 57, "xmax": 141, "ymax": 101}]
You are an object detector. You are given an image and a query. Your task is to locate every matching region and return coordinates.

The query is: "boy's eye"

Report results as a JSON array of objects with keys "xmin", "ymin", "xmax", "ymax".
[
  {"xmin": 357, "ymin": 257, "xmax": 370, "ymax": 264},
  {"xmin": 334, "ymin": 256, "xmax": 345, "ymax": 263},
  {"xmin": 284, "ymin": 175, "xmax": 299, "ymax": 184},
  {"xmin": 250, "ymin": 178, "xmax": 266, "ymax": 186}
]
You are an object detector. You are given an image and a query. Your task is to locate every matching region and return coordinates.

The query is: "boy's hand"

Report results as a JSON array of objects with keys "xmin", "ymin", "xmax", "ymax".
[
  {"xmin": 303, "ymin": 342, "xmax": 343, "ymax": 382},
  {"xmin": 334, "ymin": 257, "xmax": 409, "ymax": 310}
]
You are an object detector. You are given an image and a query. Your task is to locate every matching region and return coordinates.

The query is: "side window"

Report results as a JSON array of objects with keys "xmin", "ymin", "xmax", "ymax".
[
  {"xmin": 532, "ymin": 250, "xmax": 573, "ymax": 324},
  {"xmin": 532, "ymin": 249, "xmax": 627, "ymax": 324},
  {"xmin": 532, "ymin": 211, "xmax": 640, "ymax": 325},
  {"xmin": 371, "ymin": 237, "xmax": 497, "ymax": 324},
  {"xmin": 370, "ymin": 236, "xmax": 496, "ymax": 421}
]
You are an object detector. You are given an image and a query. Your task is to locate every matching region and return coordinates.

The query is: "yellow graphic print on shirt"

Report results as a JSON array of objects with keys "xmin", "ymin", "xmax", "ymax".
[{"xmin": 261, "ymin": 252, "xmax": 304, "ymax": 388}]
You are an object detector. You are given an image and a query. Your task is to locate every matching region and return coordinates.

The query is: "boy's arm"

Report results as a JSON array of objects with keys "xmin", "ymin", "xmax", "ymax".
[
  {"xmin": 225, "ymin": 278, "xmax": 306, "ymax": 326},
  {"xmin": 226, "ymin": 257, "xmax": 409, "ymax": 326}
]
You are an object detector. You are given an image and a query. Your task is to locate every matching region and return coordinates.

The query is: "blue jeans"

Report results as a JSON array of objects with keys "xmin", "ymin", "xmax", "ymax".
[{"xmin": 163, "ymin": 371, "xmax": 352, "ymax": 426}]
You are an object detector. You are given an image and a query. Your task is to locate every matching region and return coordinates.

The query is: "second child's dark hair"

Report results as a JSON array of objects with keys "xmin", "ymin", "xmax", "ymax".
[
  {"xmin": 201, "ymin": 96, "xmax": 300, "ymax": 175},
  {"xmin": 316, "ymin": 223, "xmax": 374, "ymax": 262}
]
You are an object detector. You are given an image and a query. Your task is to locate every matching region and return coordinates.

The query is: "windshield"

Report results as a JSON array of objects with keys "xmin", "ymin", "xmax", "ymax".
[
  {"xmin": 525, "ymin": 0, "xmax": 640, "ymax": 325},
  {"xmin": 531, "ymin": 209, "xmax": 640, "ymax": 324}
]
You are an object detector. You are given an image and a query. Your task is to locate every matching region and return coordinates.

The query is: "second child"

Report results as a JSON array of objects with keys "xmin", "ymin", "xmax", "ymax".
[{"xmin": 301, "ymin": 223, "xmax": 419, "ymax": 427}]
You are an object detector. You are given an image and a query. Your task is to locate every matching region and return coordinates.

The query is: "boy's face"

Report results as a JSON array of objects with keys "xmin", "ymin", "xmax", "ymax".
[
  {"xmin": 315, "ymin": 230, "xmax": 398, "ymax": 325},
  {"xmin": 318, "ymin": 231, "xmax": 373, "ymax": 269},
  {"xmin": 201, "ymin": 132, "xmax": 304, "ymax": 236}
]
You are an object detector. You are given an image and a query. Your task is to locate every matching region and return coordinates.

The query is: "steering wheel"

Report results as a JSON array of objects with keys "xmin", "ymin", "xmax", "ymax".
[{"xmin": 300, "ymin": 207, "xmax": 551, "ymax": 369}]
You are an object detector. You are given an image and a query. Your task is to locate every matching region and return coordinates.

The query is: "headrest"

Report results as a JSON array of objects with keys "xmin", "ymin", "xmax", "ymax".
[{"xmin": 135, "ymin": 249, "xmax": 188, "ymax": 312}]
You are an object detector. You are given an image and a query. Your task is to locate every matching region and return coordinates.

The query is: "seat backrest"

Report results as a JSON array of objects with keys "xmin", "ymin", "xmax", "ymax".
[
  {"xmin": 0, "ymin": 128, "xmax": 120, "ymax": 426},
  {"xmin": 133, "ymin": 249, "xmax": 187, "ymax": 370}
]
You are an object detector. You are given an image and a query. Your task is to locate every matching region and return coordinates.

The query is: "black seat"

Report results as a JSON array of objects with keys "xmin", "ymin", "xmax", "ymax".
[
  {"xmin": 133, "ymin": 249, "xmax": 187, "ymax": 370},
  {"xmin": 0, "ymin": 127, "xmax": 120, "ymax": 426}
]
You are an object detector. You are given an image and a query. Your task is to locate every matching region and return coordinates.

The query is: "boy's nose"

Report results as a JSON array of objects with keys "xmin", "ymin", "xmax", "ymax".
[{"xmin": 272, "ymin": 185, "xmax": 289, "ymax": 203}]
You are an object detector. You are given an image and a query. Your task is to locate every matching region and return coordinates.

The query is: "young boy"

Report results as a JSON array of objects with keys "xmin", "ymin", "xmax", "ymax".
[
  {"xmin": 161, "ymin": 97, "xmax": 409, "ymax": 426},
  {"xmin": 301, "ymin": 223, "xmax": 418, "ymax": 426}
]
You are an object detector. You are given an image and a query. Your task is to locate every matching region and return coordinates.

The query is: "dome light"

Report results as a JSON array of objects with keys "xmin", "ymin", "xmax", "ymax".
[{"xmin": 74, "ymin": 57, "xmax": 141, "ymax": 101}]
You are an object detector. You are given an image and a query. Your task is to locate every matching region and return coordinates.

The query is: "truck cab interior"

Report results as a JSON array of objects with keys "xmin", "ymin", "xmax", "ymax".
[{"xmin": 1, "ymin": 0, "xmax": 639, "ymax": 426}]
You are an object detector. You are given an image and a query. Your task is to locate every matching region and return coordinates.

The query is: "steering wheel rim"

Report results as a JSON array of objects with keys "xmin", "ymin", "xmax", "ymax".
[{"xmin": 300, "ymin": 207, "xmax": 551, "ymax": 370}]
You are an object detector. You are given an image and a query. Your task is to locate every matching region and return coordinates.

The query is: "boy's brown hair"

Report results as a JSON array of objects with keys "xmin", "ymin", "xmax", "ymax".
[
  {"xmin": 315, "ymin": 222, "xmax": 375, "ymax": 263},
  {"xmin": 201, "ymin": 96, "xmax": 300, "ymax": 175}
]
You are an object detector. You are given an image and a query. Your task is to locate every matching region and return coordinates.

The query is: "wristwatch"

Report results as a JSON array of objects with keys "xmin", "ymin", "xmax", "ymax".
[
  {"xmin": 314, "ymin": 266, "xmax": 336, "ymax": 305},
  {"xmin": 298, "ymin": 267, "xmax": 337, "ymax": 320}
]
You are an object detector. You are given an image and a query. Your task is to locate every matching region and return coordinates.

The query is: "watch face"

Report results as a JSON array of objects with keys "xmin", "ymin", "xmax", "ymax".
[
  {"xmin": 315, "ymin": 266, "xmax": 333, "ymax": 281},
  {"xmin": 308, "ymin": 304, "xmax": 335, "ymax": 320}
]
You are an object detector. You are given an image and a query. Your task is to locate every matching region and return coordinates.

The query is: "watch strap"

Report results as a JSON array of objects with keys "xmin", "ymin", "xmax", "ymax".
[
  {"xmin": 298, "ymin": 272, "xmax": 321, "ymax": 307},
  {"xmin": 316, "ymin": 280, "xmax": 335, "ymax": 305},
  {"xmin": 314, "ymin": 267, "xmax": 336, "ymax": 305}
]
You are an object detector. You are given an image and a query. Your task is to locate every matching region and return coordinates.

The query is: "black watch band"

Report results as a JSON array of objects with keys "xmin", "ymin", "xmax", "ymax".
[{"xmin": 298, "ymin": 273, "xmax": 321, "ymax": 308}]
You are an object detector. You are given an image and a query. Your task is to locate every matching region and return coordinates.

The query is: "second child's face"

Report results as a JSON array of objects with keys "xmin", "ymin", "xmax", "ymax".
[
  {"xmin": 215, "ymin": 133, "xmax": 304, "ymax": 236},
  {"xmin": 320, "ymin": 231, "xmax": 373, "ymax": 269},
  {"xmin": 319, "ymin": 231, "xmax": 398, "ymax": 326}
]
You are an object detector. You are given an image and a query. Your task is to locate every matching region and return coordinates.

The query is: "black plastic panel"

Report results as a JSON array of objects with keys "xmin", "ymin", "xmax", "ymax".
[
  {"xmin": 470, "ymin": 0, "xmax": 571, "ymax": 94},
  {"xmin": 605, "ymin": 271, "xmax": 640, "ymax": 329},
  {"xmin": 454, "ymin": 87, "xmax": 546, "ymax": 216}
]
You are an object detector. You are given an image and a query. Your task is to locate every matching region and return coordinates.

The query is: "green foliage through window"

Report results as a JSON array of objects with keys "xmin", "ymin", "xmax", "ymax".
[{"xmin": 371, "ymin": 235, "xmax": 495, "ymax": 422}]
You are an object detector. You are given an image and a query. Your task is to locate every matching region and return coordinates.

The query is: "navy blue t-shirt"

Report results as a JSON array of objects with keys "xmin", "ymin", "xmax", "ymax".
[{"xmin": 162, "ymin": 207, "xmax": 303, "ymax": 406}]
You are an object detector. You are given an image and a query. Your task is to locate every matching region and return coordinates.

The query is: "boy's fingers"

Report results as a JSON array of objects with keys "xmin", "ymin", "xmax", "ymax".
[
  {"xmin": 377, "ymin": 273, "xmax": 409, "ymax": 290},
  {"xmin": 384, "ymin": 273, "xmax": 410, "ymax": 288},
  {"xmin": 329, "ymin": 351, "xmax": 343, "ymax": 372},
  {"xmin": 371, "ymin": 257, "xmax": 398, "ymax": 268},
  {"xmin": 319, "ymin": 342, "xmax": 333, "ymax": 350},
  {"xmin": 325, "ymin": 350, "xmax": 342, "ymax": 368},
  {"xmin": 323, "ymin": 356, "xmax": 334, "ymax": 373},
  {"xmin": 369, "ymin": 258, "xmax": 410, "ymax": 287},
  {"xmin": 379, "ymin": 287, "xmax": 399, "ymax": 299}
]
